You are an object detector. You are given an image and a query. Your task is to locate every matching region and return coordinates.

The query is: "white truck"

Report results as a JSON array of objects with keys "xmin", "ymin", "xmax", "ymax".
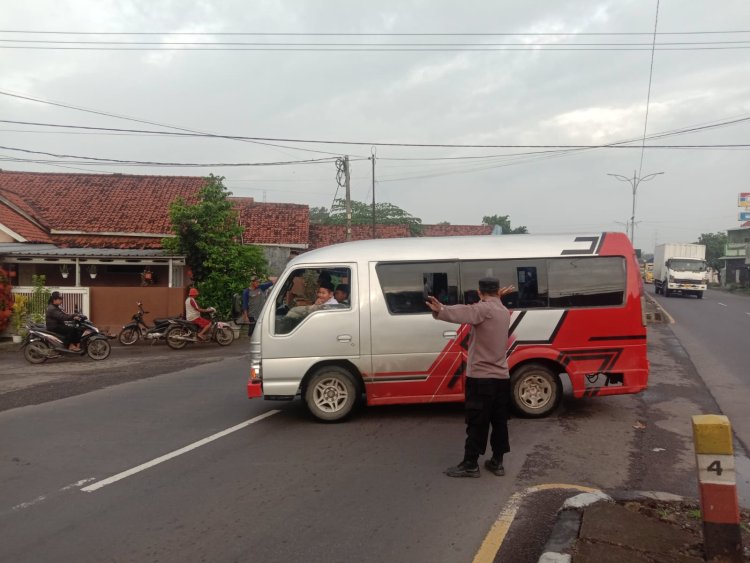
[{"xmin": 653, "ymin": 243, "xmax": 708, "ymax": 299}]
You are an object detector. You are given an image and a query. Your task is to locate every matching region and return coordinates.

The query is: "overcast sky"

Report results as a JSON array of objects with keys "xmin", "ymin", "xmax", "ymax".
[{"xmin": 2, "ymin": 0, "xmax": 749, "ymax": 252}]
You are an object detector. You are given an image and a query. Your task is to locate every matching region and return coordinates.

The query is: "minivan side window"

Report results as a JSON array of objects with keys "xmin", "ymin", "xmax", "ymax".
[
  {"xmin": 273, "ymin": 267, "xmax": 351, "ymax": 335},
  {"xmin": 460, "ymin": 260, "xmax": 549, "ymax": 309},
  {"xmin": 376, "ymin": 262, "xmax": 459, "ymax": 315},
  {"xmin": 547, "ymin": 256, "xmax": 626, "ymax": 307}
]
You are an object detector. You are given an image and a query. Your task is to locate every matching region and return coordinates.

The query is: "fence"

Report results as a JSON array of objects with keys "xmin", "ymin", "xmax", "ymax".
[{"xmin": 11, "ymin": 286, "xmax": 90, "ymax": 321}]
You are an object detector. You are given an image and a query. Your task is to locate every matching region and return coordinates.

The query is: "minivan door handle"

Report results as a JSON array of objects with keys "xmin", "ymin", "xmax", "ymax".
[
  {"xmin": 337, "ymin": 335, "xmax": 352, "ymax": 343},
  {"xmin": 442, "ymin": 331, "xmax": 457, "ymax": 339}
]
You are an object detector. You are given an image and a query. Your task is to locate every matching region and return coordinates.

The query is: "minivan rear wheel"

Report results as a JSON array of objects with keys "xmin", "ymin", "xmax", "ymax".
[
  {"xmin": 304, "ymin": 366, "xmax": 359, "ymax": 422},
  {"xmin": 510, "ymin": 363, "xmax": 562, "ymax": 418}
]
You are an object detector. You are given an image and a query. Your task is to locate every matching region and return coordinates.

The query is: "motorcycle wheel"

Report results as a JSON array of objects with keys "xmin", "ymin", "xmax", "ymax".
[
  {"xmin": 87, "ymin": 338, "xmax": 111, "ymax": 361},
  {"xmin": 166, "ymin": 326, "xmax": 190, "ymax": 350},
  {"xmin": 215, "ymin": 327, "xmax": 234, "ymax": 346},
  {"xmin": 24, "ymin": 341, "xmax": 50, "ymax": 364},
  {"xmin": 118, "ymin": 326, "xmax": 139, "ymax": 346}
]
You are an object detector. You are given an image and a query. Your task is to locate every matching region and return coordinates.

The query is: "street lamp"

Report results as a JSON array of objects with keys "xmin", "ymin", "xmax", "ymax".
[{"xmin": 607, "ymin": 170, "xmax": 664, "ymax": 244}]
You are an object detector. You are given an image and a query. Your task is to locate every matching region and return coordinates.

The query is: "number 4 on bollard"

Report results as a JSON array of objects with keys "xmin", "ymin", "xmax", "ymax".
[{"xmin": 692, "ymin": 414, "xmax": 743, "ymax": 562}]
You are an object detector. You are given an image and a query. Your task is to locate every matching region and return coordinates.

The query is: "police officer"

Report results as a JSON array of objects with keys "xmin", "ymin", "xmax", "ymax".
[{"xmin": 426, "ymin": 277, "xmax": 513, "ymax": 478}]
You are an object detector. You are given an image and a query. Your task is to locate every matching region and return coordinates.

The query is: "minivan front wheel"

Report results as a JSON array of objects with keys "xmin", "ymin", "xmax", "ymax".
[{"xmin": 305, "ymin": 366, "xmax": 359, "ymax": 422}]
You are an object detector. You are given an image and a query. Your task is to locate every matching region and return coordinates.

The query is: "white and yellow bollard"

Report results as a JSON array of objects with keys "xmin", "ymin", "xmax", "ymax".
[{"xmin": 692, "ymin": 414, "xmax": 743, "ymax": 562}]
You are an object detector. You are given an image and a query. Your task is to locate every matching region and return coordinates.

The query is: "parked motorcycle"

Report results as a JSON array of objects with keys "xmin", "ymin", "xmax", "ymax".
[
  {"xmin": 118, "ymin": 302, "xmax": 178, "ymax": 346},
  {"xmin": 22, "ymin": 315, "xmax": 112, "ymax": 364},
  {"xmin": 164, "ymin": 310, "xmax": 234, "ymax": 350}
]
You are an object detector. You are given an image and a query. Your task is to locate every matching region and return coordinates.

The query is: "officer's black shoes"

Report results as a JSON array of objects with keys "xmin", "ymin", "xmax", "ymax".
[
  {"xmin": 484, "ymin": 457, "xmax": 505, "ymax": 476},
  {"xmin": 444, "ymin": 461, "xmax": 480, "ymax": 478}
]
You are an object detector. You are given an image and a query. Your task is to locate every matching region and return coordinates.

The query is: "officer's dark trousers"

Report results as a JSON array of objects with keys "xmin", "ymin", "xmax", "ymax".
[{"xmin": 463, "ymin": 377, "xmax": 510, "ymax": 464}]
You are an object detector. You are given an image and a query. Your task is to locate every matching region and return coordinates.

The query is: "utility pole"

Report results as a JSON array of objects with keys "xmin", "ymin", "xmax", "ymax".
[
  {"xmin": 607, "ymin": 170, "xmax": 664, "ymax": 245},
  {"xmin": 371, "ymin": 148, "xmax": 376, "ymax": 239},
  {"xmin": 344, "ymin": 155, "xmax": 351, "ymax": 241}
]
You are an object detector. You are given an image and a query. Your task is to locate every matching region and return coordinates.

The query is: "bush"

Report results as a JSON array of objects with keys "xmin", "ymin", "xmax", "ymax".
[
  {"xmin": 29, "ymin": 275, "xmax": 51, "ymax": 323},
  {"xmin": 11, "ymin": 294, "xmax": 29, "ymax": 335}
]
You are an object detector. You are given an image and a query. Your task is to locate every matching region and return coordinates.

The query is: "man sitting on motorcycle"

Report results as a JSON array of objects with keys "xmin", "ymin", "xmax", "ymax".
[
  {"xmin": 45, "ymin": 291, "xmax": 82, "ymax": 351},
  {"xmin": 185, "ymin": 287, "xmax": 214, "ymax": 341}
]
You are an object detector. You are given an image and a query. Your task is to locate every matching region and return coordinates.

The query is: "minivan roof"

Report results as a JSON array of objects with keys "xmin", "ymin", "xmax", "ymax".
[{"xmin": 290, "ymin": 232, "xmax": 629, "ymax": 265}]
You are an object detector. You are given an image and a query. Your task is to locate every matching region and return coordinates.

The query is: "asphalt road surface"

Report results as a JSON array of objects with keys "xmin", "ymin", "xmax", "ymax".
[
  {"xmin": 648, "ymin": 285, "xmax": 750, "ymax": 453},
  {"xmin": 0, "ymin": 309, "xmax": 743, "ymax": 563}
]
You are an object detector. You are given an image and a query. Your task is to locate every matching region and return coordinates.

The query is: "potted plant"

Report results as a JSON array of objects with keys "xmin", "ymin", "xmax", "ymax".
[{"xmin": 11, "ymin": 294, "xmax": 29, "ymax": 343}]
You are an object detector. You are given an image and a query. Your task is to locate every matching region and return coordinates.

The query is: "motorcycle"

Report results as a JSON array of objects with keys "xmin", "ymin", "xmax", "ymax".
[
  {"xmin": 164, "ymin": 310, "xmax": 234, "ymax": 350},
  {"xmin": 118, "ymin": 302, "xmax": 179, "ymax": 346},
  {"xmin": 22, "ymin": 315, "xmax": 112, "ymax": 364}
]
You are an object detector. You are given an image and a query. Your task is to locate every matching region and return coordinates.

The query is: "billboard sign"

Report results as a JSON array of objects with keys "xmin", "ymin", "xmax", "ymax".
[
  {"xmin": 739, "ymin": 193, "xmax": 750, "ymax": 207},
  {"xmin": 740, "ymin": 212, "xmax": 750, "ymax": 221}
]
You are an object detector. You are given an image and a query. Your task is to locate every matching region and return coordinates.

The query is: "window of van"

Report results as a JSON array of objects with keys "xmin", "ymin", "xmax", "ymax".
[
  {"xmin": 273, "ymin": 267, "xmax": 351, "ymax": 334},
  {"xmin": 377, "ymin": 262, "xmax": 459, "ymax": 315},
  {"xmin": 547, "ymin": 256, "xmax": 626, "ymax": 307},
  {"xmin": 461, "ymin": 259, "xmax": 549, "ymax": 308}
]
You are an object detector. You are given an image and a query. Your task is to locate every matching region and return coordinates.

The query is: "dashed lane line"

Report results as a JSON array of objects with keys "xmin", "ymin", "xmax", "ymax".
[
  {"xmin": 472, "ymin": 483, "xmax": 600, "ymax": 563},
  {"xmin": 718, "ymin": 302, "xmax": 728, "ymax": 307},
  {"xmin": 82, "ymin": 410, "xmax": 280, "ymax": 493},
  {"xmin": 9, "ymin": 478, "xmax": 96, "ymax": 514}
]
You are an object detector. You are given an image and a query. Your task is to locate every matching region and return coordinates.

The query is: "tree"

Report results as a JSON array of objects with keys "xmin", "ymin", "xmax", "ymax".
[
  {"xmin": 482, "ymin": 214, "xmax": 528, "ymax": 234},
  {"xmin": 696, "ymin": 232, "xmax": 727, "ymax": 271},
  {"xmin": 162, "ymin": 175, "xmax": 267, "ymax": 317},
  {"xmin": 317, "ymin": 199, "xmax": 423, "ymax": 235},
  {"xmin": 309, "ymin": 206, "xmax": 330, "ymax": 224}
]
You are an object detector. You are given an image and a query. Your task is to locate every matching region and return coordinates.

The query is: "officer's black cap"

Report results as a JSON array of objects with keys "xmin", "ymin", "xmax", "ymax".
[{"xmin": 478, "ymin": 277, "xmax": 500, "ymax": 293}]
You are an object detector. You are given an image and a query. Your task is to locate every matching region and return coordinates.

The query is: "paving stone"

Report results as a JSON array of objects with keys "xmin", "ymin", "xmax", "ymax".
[{"xmin": 579, "ymin": 502, "xmax": 697, "ymax": 557}]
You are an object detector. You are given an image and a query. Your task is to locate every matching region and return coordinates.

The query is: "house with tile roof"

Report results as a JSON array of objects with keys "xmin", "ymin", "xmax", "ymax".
[{"xmin": 0, "ymin": 170, "xmax": 310, "ymax": 328}]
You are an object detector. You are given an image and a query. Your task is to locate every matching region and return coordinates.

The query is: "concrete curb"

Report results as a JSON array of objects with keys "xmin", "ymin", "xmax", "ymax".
[
  {"xmin": 644, "ymin": 292, "xmax": 675, "ymax": 324},
  {"xmin": 536, "ymin": 490, "xmax": 687, "ymax": 562}
]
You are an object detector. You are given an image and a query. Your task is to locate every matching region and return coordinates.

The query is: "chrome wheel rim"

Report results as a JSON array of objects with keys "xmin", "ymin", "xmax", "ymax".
[
  {"xmin": 518, "ymin": 375, "xmax": 552, "ymax": 410},
  {"xmin": 312, "ymin": 377, "xmax": 349, "ymax": 414}
]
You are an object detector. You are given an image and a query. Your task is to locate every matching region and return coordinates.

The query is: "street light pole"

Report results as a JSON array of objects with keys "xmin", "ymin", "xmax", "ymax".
[{"xmin": 607, "ymin": 170, "xmax": 664, "ymax": 244}]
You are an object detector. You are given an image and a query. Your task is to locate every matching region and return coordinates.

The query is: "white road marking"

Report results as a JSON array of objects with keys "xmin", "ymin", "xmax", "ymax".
[
  {"xmin": 10, "ymin": 478, "xmax": 98, "ymax": 512},
  {"xmin": 12, "ymin": 496, "xmax": 46, "ymax": 511},
  {"xmin": 60, "ymin": 478, "xmax": 96, "ymax": 491},
  {"xmin": 82, "ymin": 410, "xmax": 280, "ymax": 493},
  {"xmin": 718, "ymin": 303, "xmax": 728, "ymax": 307}
]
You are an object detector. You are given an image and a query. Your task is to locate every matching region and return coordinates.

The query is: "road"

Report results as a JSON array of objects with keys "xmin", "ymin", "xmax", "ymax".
[
  {"xmin": 648, "ymin": 286, "xmax": 750, "ymax": 451},
  {"xmin": 0, "ymin": 309, "xmax": 742, "ymax": 562}
]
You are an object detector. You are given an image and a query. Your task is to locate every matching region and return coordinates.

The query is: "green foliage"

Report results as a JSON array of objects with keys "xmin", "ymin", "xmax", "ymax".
[
  {"xmin": 696, "ymin": 232, "xmax": 727, "ymax": 271},
  {"xmin": 162, "ymin": 175, "xmax": 267, "ymax": 317},
  {"xmin": 318, "ymin": 199, "xmax": 423, "ymax": 236},
  {"xmin": 482, "ymin": 214, "xmax": 528, "ymax": 234},
  {"xmin": 29, "ymin": 275, "xmax": 50, "ymax": 323},
  {"xmin": 11, "ymin": 294, "xmax": 29, "ymax": 335},
  {"xmin": 309, "ymin": 206, "xmax": 330, "ymax": 224}
]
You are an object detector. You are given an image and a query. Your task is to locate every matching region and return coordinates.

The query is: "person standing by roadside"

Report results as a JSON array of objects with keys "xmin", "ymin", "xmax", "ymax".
[
  {"xmin": 243, "ymin": 276, "xmax": 273, "ymax": 336},
  {"xmin": 426, "ymin": 277, "xmax": 513, "ymax": 478}
]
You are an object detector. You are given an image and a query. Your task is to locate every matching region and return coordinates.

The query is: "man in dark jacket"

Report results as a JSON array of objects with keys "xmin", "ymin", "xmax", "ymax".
[
  {"xmin": 426, "ymin": 277, "xmax": 513, "ymax": 478},
  {"xmin": 45, "ymin": 291, "xmax": 82, "ymax": 351}
]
